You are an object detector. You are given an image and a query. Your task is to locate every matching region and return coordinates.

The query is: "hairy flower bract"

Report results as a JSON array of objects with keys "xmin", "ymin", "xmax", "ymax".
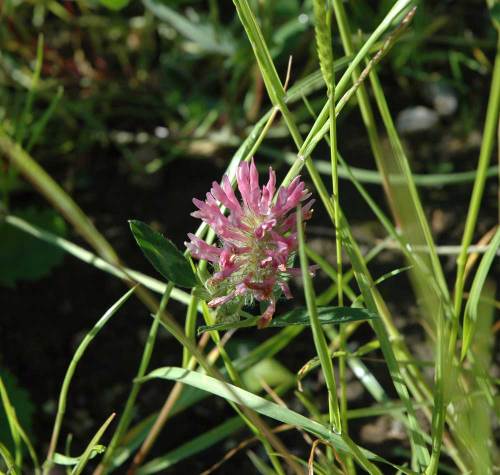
[{"xmin": 185, "ymin": 159, "xmax": 314, "ymax": 327}]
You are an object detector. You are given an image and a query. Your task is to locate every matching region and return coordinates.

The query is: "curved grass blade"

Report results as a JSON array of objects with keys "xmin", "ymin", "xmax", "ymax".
[
  {"xmin": 44, "ymin": 288, "xmax": 136, "ymax": 471},
  {"xmin": 0, "ymin": 377, "xmax": 39, "ymax": 473},
  {"xmin": 0, "ymin": 442, "xmax": 19, "ymax": 475},
  {"xmin": 53, "ymin": 446, "xmax": 105, "ymax": 466},
  {"xmin": 4, "ymin": 214, "xmax": 192, "ymax": 305},
  {"xmin": 71, "ymin": 413, "xmax": 115, "ymax": 475},
  {"xmin": 138, "ymin": 367, "xmax": 371, "ymax": 458},
  {"xmin": 139, "ymin": 367, "xmax": 417, "ymax": 474},
  {"xmin": 129, "ymin": 220, "xmax": 198, "ymax": 288},
  {"xmin": 0, "ymin": 378, "xmax": 22, "ymax": 469},
  {"xmin": 290, "ymin": 155, "xmax": 499, "ymax": 188},
  {"xmin": 197, "ymin": 306, "xmax": 377, "ymax": 334},
  {"xmin": 461, "ymin": 226, "xmax": 500, "ymax": 360}
]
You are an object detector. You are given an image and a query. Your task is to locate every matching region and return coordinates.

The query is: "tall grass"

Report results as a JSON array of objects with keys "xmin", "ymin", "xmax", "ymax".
[{"xmin": 0, "ymin": 1, "xmax": 498, "ymax": 474}]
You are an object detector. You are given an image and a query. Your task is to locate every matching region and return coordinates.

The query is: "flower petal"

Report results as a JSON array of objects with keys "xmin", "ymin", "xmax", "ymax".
[{"xmin": 185, "ymin": 233, "xmax": 221, "ymax": 262}]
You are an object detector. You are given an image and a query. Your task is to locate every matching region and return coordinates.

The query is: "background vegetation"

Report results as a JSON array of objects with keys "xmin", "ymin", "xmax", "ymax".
[{"xmin": 0, "ymin": 0, "xmax": 499, "ymax": 473}]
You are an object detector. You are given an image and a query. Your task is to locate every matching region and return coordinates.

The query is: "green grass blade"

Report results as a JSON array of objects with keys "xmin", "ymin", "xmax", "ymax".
[
  {"xmin": 138, "ymin": 367, "xmax": 380, "ymax": 461},
  {"xmin": 71, "ymin": 414, "xmax": 116, "ymax": 475},
  {"xmin": 15, "ymin": 34, "xmax": 44, "ymax": 145},
  {"xmin": 298, "ymin": 203, "xmax": 341, "ymax": 434},
  {"xmin": 0, "ymin": 378, "xmax": 22, "ymax": 469},
  {"xmin": 0, "ymin": 375, "xmax": 39, "ymax": 473},
  {"xmin": 4, "ymin": 214, "xmax": 192, "ymax": 305},
  {"xmin": 0, "ymin": 131, "xmax": 119, "ymax": 264},
  {"xmin": 44, "ymin": 287, "xmax": 136, "ymax": 471},
  {"xmin": 0, "ymin": 442, "xmax": 19, "ymax": 475},
  {"xmin": 53, "ymin": 446, "xmax": 105, "ymax": 466},
  {"xmin": 454, "ymin": 34, "xmax": 500, "ymax": 318},
  {"xmin": 247, "ymin": 451, "xmax": 276, "ymax": 475},
  {"xmin": 26, "ymin": 86, "xmax": 64, "ymax": 152},
  {"xmin": 136, "ymin": 417, "xmax": 244, "ymax": 474},
  {"xmin": 368, "ymin": 69, "xmax": 450, "ymax": 313},
  {"xmin": 337, "ymin": 211, "xmax": 431, "ymax": 470},
  {"xmin": 98, "ymin": 283, "xmax": 174, "ymax": 473},
  {"xmin": 293, "ymin": 155, "xmax": 499, "ymax": 187},
  {"xmin": 285, "ymin": 0, "xmax": 415, "ymax": 180},
  {"xmin": 461, "ymin": 227, "xmax": 500, "ymax": 360}
]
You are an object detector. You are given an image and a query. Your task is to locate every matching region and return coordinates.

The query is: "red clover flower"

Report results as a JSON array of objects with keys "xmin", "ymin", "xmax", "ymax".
[{"xmin": 185, "ymin": 159, "xmax": 314, "ymax": 328}]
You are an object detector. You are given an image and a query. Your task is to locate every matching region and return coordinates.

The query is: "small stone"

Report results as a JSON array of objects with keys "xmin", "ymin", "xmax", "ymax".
[
  {"xmin": 396, "ymin": 106, "xmax": 439, "ymax": 134},
  {"xmin": 426, "ymin": 82, "xmax": 458, "ymax": 117}
]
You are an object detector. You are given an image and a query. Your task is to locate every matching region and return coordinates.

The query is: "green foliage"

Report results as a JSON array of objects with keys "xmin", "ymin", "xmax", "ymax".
[
  {"xmin": 0, "ymin": 369, "xmax": 35, "ymax": 457},
  {"xmin": 129, "ymin": 220, "xmax": 197, "ymax": 288},
  {"xmin": 99, "ymin": 0, "xmax": 129, "ymax": 10},
  {"xmin": 53, "ymin": 445, "xmax": 105, "ymax": 466},
  {"xmin": 197, "ymin": 305, "xmax": 377, "ymax": 333},
  {"xmin": 0, "ymin": 1, "xmax": 499, "ymax": 474},
  {"xmin": 0, "ymin": 207, "xmax": 66, "ymax": 287}
]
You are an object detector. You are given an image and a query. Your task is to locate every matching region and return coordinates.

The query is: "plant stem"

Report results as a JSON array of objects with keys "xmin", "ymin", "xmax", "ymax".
[
  {"xmin": 95, "ymin": 283, "xmax": 174, "ymax": 475},
  {"xmin": 297, "ymin": 205, "xmax": 341, "ymax": 433},
  {"xmin": 453, "ymin": 33, "xmax": 500, "ymax": 329}
]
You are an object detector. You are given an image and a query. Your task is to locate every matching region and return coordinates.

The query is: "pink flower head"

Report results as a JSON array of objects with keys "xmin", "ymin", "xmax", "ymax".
[{"xmin": 185, "ymin": 159, "xmax": 314, "ymax": 328}]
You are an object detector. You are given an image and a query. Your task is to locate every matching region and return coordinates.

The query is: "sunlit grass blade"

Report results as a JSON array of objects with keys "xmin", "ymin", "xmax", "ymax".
[
  {"xmin": 337, "ymin": 210, "xmax": 430, "ymax": 470},
  {"xmin": 461, "ymin": 226, "xmax": 500, "ymax": 360},
  {"xmin": 138, "ymin": 367, "xmax": 379, "ymax": 461},
  {"xmin": 291, "ymin": 155, "xmax": 499, "ymax": 187},
  {"xmin": 368, "ymin": 69, "xmax": 450, "ymax": 316},
  {"xmin": 106, "ymin": 326, "xmax": 304, "ymax": 470},
  {"xmin": 0, "ymin": 375, "xmax": 39, "ymax": 474},
  {"xmin": 71, "ymin": 413, "xmax": 116, "ymax": 475},
  {"xmin": 4, "ymin": 214, "xmax": 193, "ymax": 305},
  {"xmin": 0, "ymin": 130, "xmax": 119, "ymax": 263},
  {"xmin": 285, "ymin": 0, "xmax": 416, "ymax": 178},
  {"xmin": 0, "ymin": 377, "xmax": 22, "ymax": 470},
  {"xmin": 452, "ymin": 279, "xmax": 496, "ymax": 474},
  {"xmin": 297, "ymin": 204, "xmax": 341, "ymax": 433},
  {"xmin": 453, "ymin": 35, "xmax": 500, "ymax": 318},
  {"xmin": 0, "ymin": 442, "xmax": 19, "ymax": 475},
  {"xmin": 53, "ymin": 446, "xmax": 105, "ymax": 467}
]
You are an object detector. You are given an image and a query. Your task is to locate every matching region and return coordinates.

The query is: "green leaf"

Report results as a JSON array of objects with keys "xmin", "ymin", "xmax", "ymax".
[
  {"xmin": 129, "ymin": 220, "xmax": 197, "ymax": 288},
  {"xmin": 53, "ymin": 445, "xmax": 105, "ymax": 466},
  {"xmin": 139, "ymin": 367, "xmax": 375, "ymax": 459},
  {"xmin": 490, "ymin": 3, "xmax": 500, "ymax": 23},
  {"xmin": 197, "ymin": 306, "xmax": 377, "ymax": 334},
  {"xmin": 99, "ymin": 0, "xmax": 129, "ymax": 10},
  {"xmin": 0, "ymin": 207, "xmax": 66, "ymax": 287}
]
